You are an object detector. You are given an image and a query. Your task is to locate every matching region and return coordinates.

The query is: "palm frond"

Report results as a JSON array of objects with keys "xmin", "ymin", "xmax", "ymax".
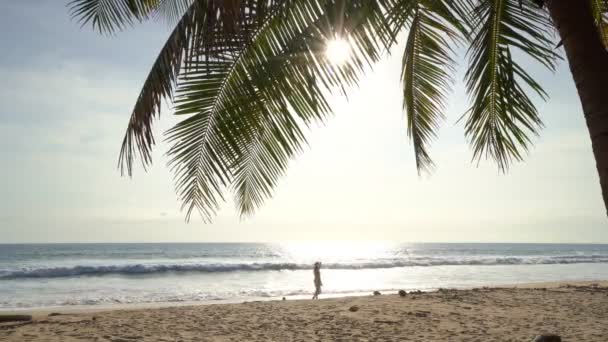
[
  {"xmin": 166, "ymin": 0, "xmax": 394, "ymax": 220},
  {"xmin": 70, "ymin": 0, "xmax": 198, "ymax": 176},
  {"xmin": 68, "ymin": 0, "xmax": 158, "ymax": 34},
  {"xmin": 118, "ymin": 1, "xmax": 203, "ymax": 175},
  {"xmin": 464, "ymin": 0, "xmax": 558, "ymax": 171},
  {"xmin": 164, "ymin": 0, "xmax": 290, "ymax": 221},
  {"xmin": 118, "ymin": 0, "xmax": 290, "ymax": 176},
  {"xmin": 590, "ymin": 0, "xmax": 608, "ymax": 48},
  {"xmin": 392, "ymin": 0, "xmax": 463, "ymax": 174},
  {"xmin": 154, "ymin": 0, "xmax": 194, "ymax": 24}
]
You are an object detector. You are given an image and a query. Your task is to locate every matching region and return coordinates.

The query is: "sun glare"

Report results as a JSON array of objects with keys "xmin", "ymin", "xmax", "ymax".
[{"xmin": 325, "ymin": 38, "xmax": 351, "ymax": 65}]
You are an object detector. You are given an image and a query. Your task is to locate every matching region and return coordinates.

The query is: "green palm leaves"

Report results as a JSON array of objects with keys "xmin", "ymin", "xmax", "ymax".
[
  {"xmin": 166, "ymin": 0, "xmax": 393, "ymax": 220},
  {"xmin": 69, "ymin": 0, "xmax": 189, "ymax": 33},
  {"xmin": 71, "ymin": 0, "xmax": 566, "ymax": 221},
  {"xmin": 119, "ymin": 0, "xmax": 202, "ymax": 176},
  {"xmin": 392, "ymin": 0, "xmax": 463, "ymax": 174},
  {"xmin": 391, "ymin": 0, "xmax": 557, "ymax": 174},
  {"xmin": 464, "ymin": 0, "xmax": 557, "ymax": 170},
  {"xmin": 591, "ymin": 0, "xmax": 608, "ymax": 48},
  {"xmin": 71, "ymin": 0, "xmax": 393, "ymax": 221}
]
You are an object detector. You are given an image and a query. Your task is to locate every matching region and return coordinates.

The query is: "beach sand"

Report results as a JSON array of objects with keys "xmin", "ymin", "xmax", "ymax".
[{"xmin": 2, "ymin": 281, "xmax": 608, "ymax": 341}]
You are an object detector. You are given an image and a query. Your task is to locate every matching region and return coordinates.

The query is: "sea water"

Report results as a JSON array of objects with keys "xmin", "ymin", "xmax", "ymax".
[{"xmin": 1, "ymin": 242, "xmax": 608, "ymax": 309}]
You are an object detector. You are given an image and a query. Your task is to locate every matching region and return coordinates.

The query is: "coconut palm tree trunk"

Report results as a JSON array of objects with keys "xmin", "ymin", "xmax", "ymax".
[{"xmin": 547, "ymin": 0, "xmax": 608, "ymax": 216}]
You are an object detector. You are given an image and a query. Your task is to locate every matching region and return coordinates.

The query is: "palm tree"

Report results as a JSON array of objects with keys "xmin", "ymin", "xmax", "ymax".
[{"xmin": 69, "ymin": 0, "xmax": 608, "ymax": 221}]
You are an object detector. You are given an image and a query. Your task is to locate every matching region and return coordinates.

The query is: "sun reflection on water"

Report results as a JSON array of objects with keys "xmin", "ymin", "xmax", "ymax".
[{"xmin": 276, "ymin": 241, "xmax": 398, "ymax": 263}]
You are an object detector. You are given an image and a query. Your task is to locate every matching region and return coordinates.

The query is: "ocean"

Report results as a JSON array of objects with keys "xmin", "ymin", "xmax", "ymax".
[{"xmin": 1, "ymin": 242, "xmax": 608, "ymax": 310}]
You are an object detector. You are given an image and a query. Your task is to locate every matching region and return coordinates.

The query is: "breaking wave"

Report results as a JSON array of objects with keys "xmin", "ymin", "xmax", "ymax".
[{"xmin": 3, "ymin": 254, "xmax": 608, "ymax": 279}]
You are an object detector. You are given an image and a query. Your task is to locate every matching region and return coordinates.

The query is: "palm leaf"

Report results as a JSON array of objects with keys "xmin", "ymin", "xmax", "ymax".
[
  {"xmin": 165, "ymin": 1, "xmax": 291, "ymax": 221},
  {"xmin": 166, "ymin": 0, "xmax": 394, "ymax": 220},
  {"xmin": 590, "ymin": 0, "xmax": 608, "ymax": 48},
  {"xmin": 463, "ymin": 0, "xmax": 558, "ymax": 171},
  {"xmin": 232, "ymin": 1, "xmax": 395, "ymax": 217},
  {"xmin": 392, "ymin": 0, "xmax": 464, "ymax": 174},
  {"xmin": 70, "ymin": 0, "xmax": 197, "ymax": 175},
  {"xmin": 68, "ymin": 0, "xmax": 158, "ymax": 34},
  {"xmin": 154, "ymin": 0, "xmax": 194, "ymax": 24},
  {"xmin": 118, "ymin": 1, "xmax": 204, "ymax": 175},
  {"xmin": 73, "ymin": 0, "xmax": 282, "ymax": 177}
]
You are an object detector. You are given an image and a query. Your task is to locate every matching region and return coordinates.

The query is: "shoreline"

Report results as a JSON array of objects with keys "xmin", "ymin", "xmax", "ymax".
[
  {"xmin": 2, "ymin": 279, "xmax": 607, "ymax": 316},
  {"xmin": 2, "ymin": 279, "xmax": 608, "ymax": 341}
]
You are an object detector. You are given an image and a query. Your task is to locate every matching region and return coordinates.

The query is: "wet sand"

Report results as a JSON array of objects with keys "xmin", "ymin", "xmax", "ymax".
[{"xmin": 2, "ymin": 281, "xmax": 608, "ymax": 341}]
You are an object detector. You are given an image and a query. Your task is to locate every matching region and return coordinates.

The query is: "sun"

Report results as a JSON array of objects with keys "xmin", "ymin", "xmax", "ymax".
[{"xmin": 325, "ymin": 38, "xmax": 351, "ymax": 65}]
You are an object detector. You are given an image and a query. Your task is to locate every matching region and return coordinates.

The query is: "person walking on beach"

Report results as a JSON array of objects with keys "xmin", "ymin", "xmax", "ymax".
[{"xmin": 312, "ymin": 262, "xmax": 322, "ymax": 300}]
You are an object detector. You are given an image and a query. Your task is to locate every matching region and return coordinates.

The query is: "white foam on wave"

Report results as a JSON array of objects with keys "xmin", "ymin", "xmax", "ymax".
[{"xmin": 3, "ymin": 254, "xmax": 608, "ymax": 279}]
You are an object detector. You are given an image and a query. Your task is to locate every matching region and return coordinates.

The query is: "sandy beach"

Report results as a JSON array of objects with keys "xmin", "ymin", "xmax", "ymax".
[{"xmin": 1, "ymin": 281, "xmax": 608, "ymax": 341}]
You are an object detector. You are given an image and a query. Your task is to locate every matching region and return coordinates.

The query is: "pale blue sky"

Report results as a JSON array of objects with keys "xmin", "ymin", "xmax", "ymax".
[{"xmin": 0, "ymin": 1, "xmax": 606, "ymax": 243}]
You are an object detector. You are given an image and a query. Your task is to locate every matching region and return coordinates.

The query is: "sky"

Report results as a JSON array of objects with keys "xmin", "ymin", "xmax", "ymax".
[{"xmin": 0, "ymin": 1, "xmax": 606, "ymax": 243}]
